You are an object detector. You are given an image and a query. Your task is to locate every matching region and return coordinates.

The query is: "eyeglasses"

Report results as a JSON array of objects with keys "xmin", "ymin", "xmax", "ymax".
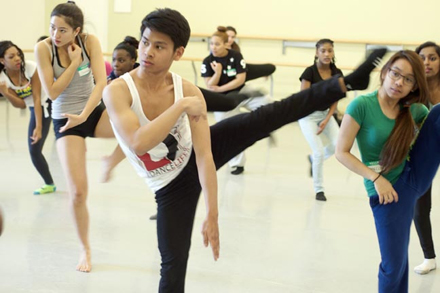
[{"xmin": 388, "ymin": 69, "xmax": 416, "ymax": 86}]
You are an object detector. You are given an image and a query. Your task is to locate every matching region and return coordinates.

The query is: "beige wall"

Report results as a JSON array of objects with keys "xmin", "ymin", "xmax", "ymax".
[
  {"xmin": 1, "ymin": 0, "xmax": 46, "ymax": 50},
  {"xmin": 8, "ymin": 0, "xmax": 439, "ymax": 101},
  {"xmin": 104, "ymin": 0, "xmax": 440, "ymax": 95},
  {"xmin": 106, "ymin": 0, "xmax": 440, "ymax": 50}
]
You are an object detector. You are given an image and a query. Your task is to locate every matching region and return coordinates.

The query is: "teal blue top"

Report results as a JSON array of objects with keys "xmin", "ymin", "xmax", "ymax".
[{"xmin": 345, "ymin": 90, "xmax": 428, "ymax": 196}]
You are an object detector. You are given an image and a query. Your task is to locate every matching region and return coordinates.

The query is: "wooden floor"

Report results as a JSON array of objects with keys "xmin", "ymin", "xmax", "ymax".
[{"xmin": 0, "ymin": 98, "xmax": 439, "ymax": 293}]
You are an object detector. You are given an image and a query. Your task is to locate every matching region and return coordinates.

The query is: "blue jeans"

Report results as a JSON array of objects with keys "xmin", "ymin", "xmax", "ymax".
[{"xmin": 370, "ymin": 104, "xmax": 440, "ymax": 293}]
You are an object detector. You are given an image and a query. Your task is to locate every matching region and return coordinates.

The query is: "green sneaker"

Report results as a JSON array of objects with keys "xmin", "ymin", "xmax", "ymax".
[{"xmin": 33, "ymin": 184, "xmax": 56, "ymax": 195}]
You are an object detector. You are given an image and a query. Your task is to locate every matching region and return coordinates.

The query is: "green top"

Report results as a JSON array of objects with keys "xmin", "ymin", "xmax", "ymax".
[{"xmin": 345, "ymin": 90, "xmax": 428, "ymax": 196}]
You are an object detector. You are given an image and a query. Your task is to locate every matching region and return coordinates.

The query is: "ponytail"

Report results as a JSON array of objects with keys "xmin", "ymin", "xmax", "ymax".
[
  {"xmin": 379, "ymin": 105, "xmax": 415, "ymax": 173},
  {"xmin": 378, "ymin": 50, "xmax": 429, "ymax": 173}
]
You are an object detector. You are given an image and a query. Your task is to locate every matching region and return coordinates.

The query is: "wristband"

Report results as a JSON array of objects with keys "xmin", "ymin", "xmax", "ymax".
[{"xmin": 372, "ymin": 172, "xmax": 382, "ymax": 183}]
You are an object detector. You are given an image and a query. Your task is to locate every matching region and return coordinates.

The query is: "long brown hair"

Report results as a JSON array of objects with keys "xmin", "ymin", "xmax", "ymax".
[{"xmin": 379, "ymin": 50, "xmax": 429, "ymax": 173}]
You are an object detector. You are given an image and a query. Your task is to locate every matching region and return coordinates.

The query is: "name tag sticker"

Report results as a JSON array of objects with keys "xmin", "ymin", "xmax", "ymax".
[
  {"xmin": 366, "ymin": 161, "xmax": 382, "ymax": 173},
  {"xmin": 77, "ymin": 62, "xmax": 91, "ymax": 77},
  {"xmin": 226, "ymin": 68, "xmax": 237, "ymax": 77}
]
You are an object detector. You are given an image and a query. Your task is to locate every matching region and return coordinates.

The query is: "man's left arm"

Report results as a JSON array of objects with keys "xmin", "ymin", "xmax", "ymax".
[{"xmin": 185, "ymin": 81, "xmax": 220, "ymax": 261}]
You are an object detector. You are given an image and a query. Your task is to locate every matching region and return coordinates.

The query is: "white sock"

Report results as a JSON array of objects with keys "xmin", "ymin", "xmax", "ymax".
[{"xmin": 414, "ymin": 258, "xmax": 436, "ymax": 275}]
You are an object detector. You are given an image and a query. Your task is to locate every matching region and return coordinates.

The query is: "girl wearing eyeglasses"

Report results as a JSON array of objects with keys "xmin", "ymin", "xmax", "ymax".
[
  {"xmin": 411, "ymin": 41, "xmax": 440, "ymax": 275},
  {"xmin": 336, "ymin": 50, "xmax": 440, "ymax": 293}
]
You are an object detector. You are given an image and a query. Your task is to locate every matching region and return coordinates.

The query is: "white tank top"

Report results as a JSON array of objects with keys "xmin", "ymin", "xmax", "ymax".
[{"xmin": 112, "ymin": 72, "xmax": 193, "ymax": 192}]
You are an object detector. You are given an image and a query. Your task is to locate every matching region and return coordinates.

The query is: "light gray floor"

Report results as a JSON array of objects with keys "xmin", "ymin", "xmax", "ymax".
[{"xmin": 0, "ymin": 99, "xmax": 439, "ymax": 293}]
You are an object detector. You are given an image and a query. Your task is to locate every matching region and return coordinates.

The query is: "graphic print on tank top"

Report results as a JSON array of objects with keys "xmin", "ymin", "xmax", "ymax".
[
  {"xmin": 137, "ymin": 125, "xmax": 192, "ymax": 176},
  {"xmin": 15, "ymin": 83, "xmax": 32, "ymax": 99}
]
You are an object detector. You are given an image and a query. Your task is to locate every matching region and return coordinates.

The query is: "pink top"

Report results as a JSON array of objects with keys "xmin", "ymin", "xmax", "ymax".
[{"xmin": 105, "ymin": 60, "xmax": 112, "ymax": 76}]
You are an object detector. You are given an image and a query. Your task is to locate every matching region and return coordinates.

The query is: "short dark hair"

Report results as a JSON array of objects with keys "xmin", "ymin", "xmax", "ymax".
[
  {"xmin": 51, "ymin": 1, "xmax": 84, "ymax": 33},
  {"xmin": 140, "ymin": 8, "xmax": 191, "ymax": 50}
]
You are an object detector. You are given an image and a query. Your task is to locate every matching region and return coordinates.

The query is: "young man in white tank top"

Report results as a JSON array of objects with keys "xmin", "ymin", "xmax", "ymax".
[{"xmin": 104, "ymin": 8, "xmax": 387, "ymax": 293}]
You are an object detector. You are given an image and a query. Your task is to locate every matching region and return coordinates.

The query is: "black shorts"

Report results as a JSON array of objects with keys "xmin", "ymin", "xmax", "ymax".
[{"xmin": 53, "ymin": 103, "xmax": 105, "ymax": 140}]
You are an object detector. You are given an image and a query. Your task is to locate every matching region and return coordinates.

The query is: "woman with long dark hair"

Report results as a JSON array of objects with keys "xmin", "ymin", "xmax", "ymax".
[
  {"xmin": 336, "ymin": 50, "xmax": 440, "ymax": 292},
  {"xmin": 0, "ymin": 40, "xmax": 55, "ymax": 195},
  {"xmin": 34, "ymin": 1, "xmax": 124, "ymax": 272}
]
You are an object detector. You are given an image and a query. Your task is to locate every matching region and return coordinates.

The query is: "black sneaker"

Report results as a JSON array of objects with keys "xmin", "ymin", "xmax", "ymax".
[
  {"xmin": 344, "ymin": 48, "xmax": 388, "ymax": 91},
  {"xmin": 316, "ymin": 192, "xmax": 327, "ymax": 201},
  {"xmin": 231, "ymin": 166, "xmax": 244, "ymax": 175}
]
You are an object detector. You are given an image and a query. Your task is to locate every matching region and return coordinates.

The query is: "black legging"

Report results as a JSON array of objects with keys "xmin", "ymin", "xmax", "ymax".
[
  {"xmin": 156, "ymin": 76, "xmax": 345, "ymax": 292},
  {"xmin": 198, "ymin": 87, "xmax": 248, "ymax": 112},
  {"xmin": 414, "ymin": 185, "xmax": 436, "ymax": 259},
  {"xmin": 28, "ymin": 100, "xmax": 54, "ymax": 185},
  {"xmin": 198, "ymin": 64, "xmax": 276, "ymax": 112},
  {"xmin": 246, "ymin": 63, "xmax": 276, "ymax": 82}
]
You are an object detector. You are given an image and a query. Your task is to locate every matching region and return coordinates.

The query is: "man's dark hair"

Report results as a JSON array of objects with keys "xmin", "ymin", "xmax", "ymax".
[{"xmin": 140, "ymin": 8, "xmax": 191, "ymax": 50}]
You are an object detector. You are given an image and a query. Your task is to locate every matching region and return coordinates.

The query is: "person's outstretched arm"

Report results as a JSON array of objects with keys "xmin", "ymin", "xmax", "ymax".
[{"xmin": 184, "ymin": 81, "xmax": 219, "ymax": 261}]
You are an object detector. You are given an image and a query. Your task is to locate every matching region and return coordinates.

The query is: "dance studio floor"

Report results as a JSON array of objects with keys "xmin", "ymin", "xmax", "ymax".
[{"xmin": 1, "ymin": 98, "xmax": 439, "ymax": 293}]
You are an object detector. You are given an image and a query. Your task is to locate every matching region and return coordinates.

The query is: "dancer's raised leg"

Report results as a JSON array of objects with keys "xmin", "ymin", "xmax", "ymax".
[{"xmin": 210, "ymin": 48, "xmax": 388, "ymax": 168}]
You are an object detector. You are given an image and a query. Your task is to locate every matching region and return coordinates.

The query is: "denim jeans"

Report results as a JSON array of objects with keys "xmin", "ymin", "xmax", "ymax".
[
  {"xmin": 370, "ymin": 104, "xmax": 440, "ymax": 293},
  {"xmin": 299, "ymin": 109, "xmax": 339, "ymax": 193}
]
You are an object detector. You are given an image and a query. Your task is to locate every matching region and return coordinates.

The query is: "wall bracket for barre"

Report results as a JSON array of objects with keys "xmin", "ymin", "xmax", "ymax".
[{"xmin": 282, "ymin": 41, "xmax": 315, "ymax": 54}]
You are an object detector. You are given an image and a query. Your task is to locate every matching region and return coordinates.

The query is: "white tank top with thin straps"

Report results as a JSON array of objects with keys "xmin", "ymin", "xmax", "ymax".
[{"xmin": 111, "ymin": 72, "xmax": 193, "ymax": 192}]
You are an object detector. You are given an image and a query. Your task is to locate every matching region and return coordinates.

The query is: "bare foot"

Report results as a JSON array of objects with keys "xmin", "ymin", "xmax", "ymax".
[
  {"xmin": 100, "ymin": 155, "xmax": 114, "ymax": 183},
  {"xmin": 76, "ymin": 249, "xmax": 92, "ymax": 273}
]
